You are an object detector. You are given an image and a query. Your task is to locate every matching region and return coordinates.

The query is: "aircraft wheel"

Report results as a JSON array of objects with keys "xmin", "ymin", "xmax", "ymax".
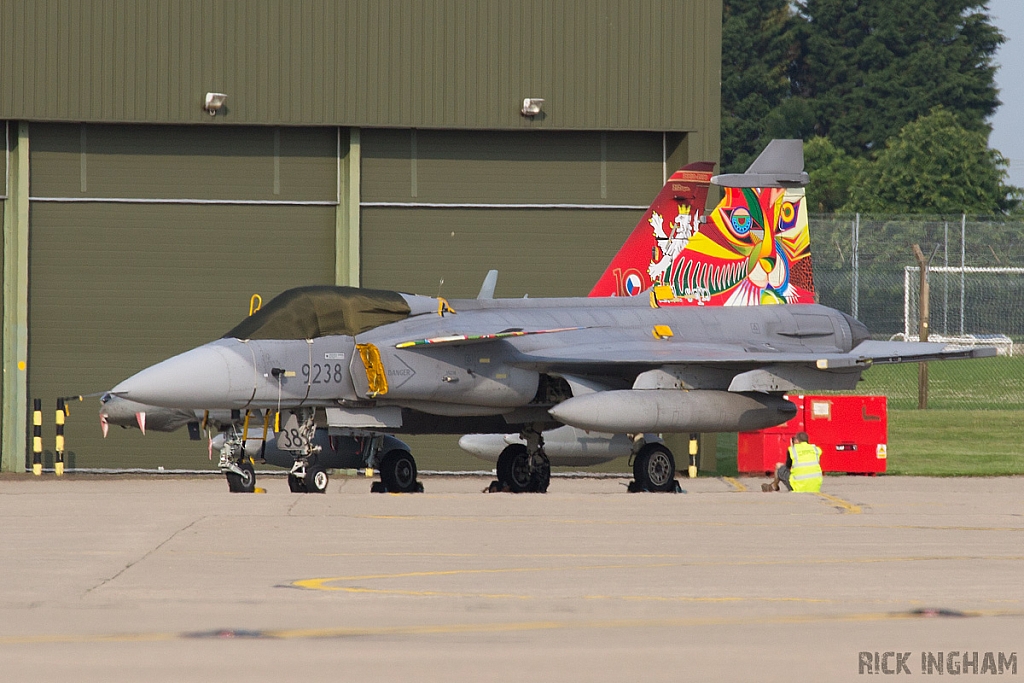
[
  {"xmin": 288, "ymin": 473, "xmax": 307, "ymax": 493},
  {"xmin": 529, "ymin": 451, "xmax": 550, "ymax": 493},
  {"xmin": 496, "ymin": 444, "xmax": 532, "ymax": 493},
  {"xmin": 633, "ymin": 443, "xmax": 677, "ymax": 492},
  {"xmin": 379, "ymin": 449, "xmax": 419, "ymax": 493},
  {"xmin": 225, "ymin": 461, "xmax": 256, "ymax": 493},
  {"xmin": 306, "ymin": 465, "xmax": 329, "ymax": 494}
]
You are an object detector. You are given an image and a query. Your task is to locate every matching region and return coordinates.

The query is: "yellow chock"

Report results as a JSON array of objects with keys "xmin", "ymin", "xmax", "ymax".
[
  {"xmin": 253, "ymin": 487, "xmax": 267, "ymax": 494},
  {"xmin": 364, "ymin": 468, "xmax": 374, "ymax": 477}
]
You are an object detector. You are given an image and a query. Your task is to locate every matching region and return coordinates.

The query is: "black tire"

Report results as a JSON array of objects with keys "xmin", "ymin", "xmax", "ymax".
[
  {"xmin": 306, "ymin": 464, "xmax": 329, "ymax": 493},
  {"xmin": 237, "ymin": 461, "xmax": 256, "ymax": 493},
  {"xmin": 288, "ymin": 473, "xmax": 306, "ymax": 493},
  {"xmin": 225, "ymin": 461, "xmax": 256, "ymax": 493},
  {"xmin": 528, "ymin": 452, "xmax": 550, "ymax": 493},
  {"xmin": 379, "ymin": 449, "xmax": 418, "ymax": 493},
  {"xmin": 496, "ymin": 444, "xmax": 532, "ymax": 493},
  {"xmin": 634, "ymin": 443, "xmax": 677, "ymax": 492}
]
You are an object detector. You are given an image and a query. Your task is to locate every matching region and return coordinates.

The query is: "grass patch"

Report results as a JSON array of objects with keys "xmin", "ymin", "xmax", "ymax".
[
  {"xmin": 849, "ymin": 356, "xmax": 1024, "ymax": 410},
  {"xmin": 886, "ymin": 409, "xmax": 1024, "ymax": 476}
]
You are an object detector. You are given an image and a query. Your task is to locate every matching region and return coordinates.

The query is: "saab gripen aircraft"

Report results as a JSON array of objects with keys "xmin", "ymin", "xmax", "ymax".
[
  {"xmin": 98, "ymin": 393, "xmax": 412, "ymax": 493},
  {"xmin": 109, "ymin": 140, "xmax": 995, "ymax": 494}
]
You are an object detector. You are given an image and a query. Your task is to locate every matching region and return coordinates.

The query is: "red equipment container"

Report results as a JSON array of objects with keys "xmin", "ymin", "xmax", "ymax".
[{"xmin": 737, "ymin": 395, "xmax": 887, "ymax": 475}]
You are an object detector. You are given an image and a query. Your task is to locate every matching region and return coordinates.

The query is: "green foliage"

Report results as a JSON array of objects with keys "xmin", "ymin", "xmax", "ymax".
[
  {"xmin": 720, "ymin": 0, "xmax": 800, "ymax": 172},
  {"xmin": 791, "ymin": 0, "xmax": 1003, "ymax": 157},
  {"xmin": 720, "ymin": 0, "xmax": 1009, "ymax": 205},
  {"xmin": 803, "ymin": 137, "xmax": 863, "ymax": 213},
  {"xmin": 843, "ymin": 108, "xmax": 1016, "ymax": 215}
]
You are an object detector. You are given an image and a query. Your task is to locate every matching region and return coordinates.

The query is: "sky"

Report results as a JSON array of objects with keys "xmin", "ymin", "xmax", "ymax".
[{"xmin": 987, "ymin": 0, "xmax": 1024, "ymax": 187}]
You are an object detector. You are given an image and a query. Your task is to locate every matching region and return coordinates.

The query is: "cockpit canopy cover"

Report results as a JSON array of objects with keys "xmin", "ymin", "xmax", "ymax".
[{"xmin": 223, "ymin": 286, "xmax": 412, "ymax": 340}]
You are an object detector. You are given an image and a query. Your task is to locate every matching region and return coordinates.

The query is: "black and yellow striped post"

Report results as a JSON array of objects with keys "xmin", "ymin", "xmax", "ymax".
[
  {"xmin": 32, "ymin": 399, "xmax": 43, "ymax": 476},
  {"xmin": 55, "ymin": 398, "xmax": 67, "ymax": 476},
  {"xmin": 687, "ymin": 432, "xmax": 699, "ymax": 479}
]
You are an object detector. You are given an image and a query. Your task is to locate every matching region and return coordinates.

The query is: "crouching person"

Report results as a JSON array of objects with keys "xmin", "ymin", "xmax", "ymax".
[{"xmin": 762, "ymin": 432, "xmax": 822, "ymax": 492}]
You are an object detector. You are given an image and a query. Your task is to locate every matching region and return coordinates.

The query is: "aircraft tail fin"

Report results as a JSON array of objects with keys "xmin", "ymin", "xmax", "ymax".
[
  {"xmin": 590, "ymin": 140, "xmax": 815, "ymax": 306},
  {"xmin": 589, "ymin": 162, "xmax": 715, "ymax": 298}
]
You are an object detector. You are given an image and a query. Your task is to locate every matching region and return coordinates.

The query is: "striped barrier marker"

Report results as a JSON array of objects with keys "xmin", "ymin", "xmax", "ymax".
[
  {"xmin": 32, "ymin": 399, "xmax": 43, "ymax": 476},
  {"xmin": 55, "ymin": 398, "xmax": 66, "ymax": 477}
]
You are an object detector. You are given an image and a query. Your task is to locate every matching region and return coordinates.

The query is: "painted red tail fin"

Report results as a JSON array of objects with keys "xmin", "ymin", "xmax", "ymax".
[
  {"xmin": 591, "ymin": 139, "xmax": 815, "ymax": 306},
  {"xmin": 590, "ymin": 163, "xmax": 715, "ymax": 298}
]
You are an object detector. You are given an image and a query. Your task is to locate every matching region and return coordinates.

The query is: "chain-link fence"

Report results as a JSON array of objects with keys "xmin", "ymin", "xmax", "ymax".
[{"xmin": 810, "ymin": 214, "xmax": 1024, "ymax": 409}]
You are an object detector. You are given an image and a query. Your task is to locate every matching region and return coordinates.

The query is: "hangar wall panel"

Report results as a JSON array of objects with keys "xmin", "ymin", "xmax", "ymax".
[
  {"xmin": 31, "ymin": 124, "xmax": 338, "ymax": 202},
  {"xmin": 29, "ymin": 203, "xmax": 336, "ymax": 469},
  {"xmin": 27, "ymin": 122, "xmax": 339, "ymax": 469},
  {"xmin": 360, "ymin": 128, "xmax": 660, "ymax": 299},
  {"xmin": 1, "ymin": 0, "xmax": 721, "ymax": 134}
]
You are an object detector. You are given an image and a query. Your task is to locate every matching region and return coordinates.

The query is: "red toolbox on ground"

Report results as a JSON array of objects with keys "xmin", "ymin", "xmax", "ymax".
[{"xmin": 737, "ymin": 395, "xmax": 887, "ymax": 475}]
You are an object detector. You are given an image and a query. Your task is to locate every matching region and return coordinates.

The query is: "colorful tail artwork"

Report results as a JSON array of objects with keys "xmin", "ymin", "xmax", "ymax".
[{"xmin": 590, "ymin": 140, "xmax": 815, "ymax": 306}]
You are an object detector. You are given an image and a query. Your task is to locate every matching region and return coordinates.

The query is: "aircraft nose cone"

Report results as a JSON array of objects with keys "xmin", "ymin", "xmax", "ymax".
[{"xmin": 111, "ymin": 340, "xmax": 256, "ymax": 409}]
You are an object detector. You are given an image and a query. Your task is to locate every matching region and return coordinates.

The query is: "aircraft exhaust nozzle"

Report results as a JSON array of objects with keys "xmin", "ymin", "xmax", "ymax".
[{"xmin": 549, "ymin": 390, "xmax": 796, "ymax": 434}]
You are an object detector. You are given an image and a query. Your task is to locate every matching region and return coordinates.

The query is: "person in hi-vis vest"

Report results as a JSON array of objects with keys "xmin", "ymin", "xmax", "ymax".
[{"xmin": 762, "ymin": 432, "xmax": 823, "ymax": 492}]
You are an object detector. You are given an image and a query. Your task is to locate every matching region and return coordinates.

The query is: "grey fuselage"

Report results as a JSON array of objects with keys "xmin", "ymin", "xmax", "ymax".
[{"xmin": 111, "ymin": 291, "xmax": 868, "ymax": 436}]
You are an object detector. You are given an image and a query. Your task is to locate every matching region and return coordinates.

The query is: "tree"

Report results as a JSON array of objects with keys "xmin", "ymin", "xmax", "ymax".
[
  {"xmin": 791, "ymin": 0, "xmax": 1004, "ymax": 158},
  {"xmin": 843, "ymin": 107, "xmax": 1016, "ymax": 215},
  {"xmin": 803, "ymin": 136, "xmax": 864, "ymax": 213},
  {"xmin": 720, "ymin": 0, "xmax": 801, "ymax": 172}
]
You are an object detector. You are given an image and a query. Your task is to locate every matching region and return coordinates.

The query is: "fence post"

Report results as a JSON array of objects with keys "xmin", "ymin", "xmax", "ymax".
[
  {"xmin": 960, "ymin": 214, "xmax": 966, "ymax": 336},
  {"xmin": 913, "ymin": 245, "xmax": 930, "ymax": 409},
  {"xmin": 851, "ymin": 213, "xmax": 859, "ymax": 318}
]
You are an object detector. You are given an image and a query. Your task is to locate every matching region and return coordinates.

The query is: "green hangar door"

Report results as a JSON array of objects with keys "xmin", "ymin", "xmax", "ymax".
[
  {"xmin": 359, "ymin": 129, "xmax": 668, "ymax": 470},
  {"xmin": 360, "ymin": 130, "xmax": 669, "ymax": 299},
  {"xmin": 28, "ymin": 124, "xmax": 339, "ymax": 470}
]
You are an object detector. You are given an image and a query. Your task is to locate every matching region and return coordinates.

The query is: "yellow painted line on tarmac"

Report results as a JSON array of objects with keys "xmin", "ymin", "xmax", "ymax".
[
  {"xmin": 3, "ymin": 609, "xmax": 1023, "ymax": 646},
  {"xmin": 816, "ymin": 492, "xmax": 862, "ymax": 514},
  {"xmin": 584, "ymin": 595, "xmax": 831, "ymax": 604},
  {"xmin": 294, "ymin": 554, "xmax": 1024, "ymax": 598},
  {"xmin": 294, "ymin": 561, "xmax": 680, "ymax": 591},
  {"xmin": 309, "ymin": 552, "xmax": 695, "ymax": 559},
  {"xmin": 722, "ymin": 477, "xmax": 747, "ymax": 492}
]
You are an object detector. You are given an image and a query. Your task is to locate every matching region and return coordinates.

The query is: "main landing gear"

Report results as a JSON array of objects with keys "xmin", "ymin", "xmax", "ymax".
[
  {"xmin": 490, "ymin": 428, "xmax": 550, "ymax": 493},
  {"xmin": 370, "ymin": 448, "xmax": 424, "ymax": 493},
  {"xmin": 628, "ymin": 441, "xmax": 682, "ymax": 493}
]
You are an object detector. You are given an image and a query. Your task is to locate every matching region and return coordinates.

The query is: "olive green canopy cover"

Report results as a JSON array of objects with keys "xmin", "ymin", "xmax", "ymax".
[{"xmin": 223, "ymin": 286, "xmax": 412, "ymax": 340}]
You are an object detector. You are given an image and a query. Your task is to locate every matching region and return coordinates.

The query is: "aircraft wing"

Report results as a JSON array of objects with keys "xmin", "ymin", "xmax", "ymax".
[
  {"xmin": 847, "ymin": 340, "xmax": 998, "ymax": 364},
  {"xmin": 509, "ymin": 339, "xmax": 996, "ymax": 371},
  {"xmin": 509, "ymin": 341, "xmax": 865, "ymax": 369}
]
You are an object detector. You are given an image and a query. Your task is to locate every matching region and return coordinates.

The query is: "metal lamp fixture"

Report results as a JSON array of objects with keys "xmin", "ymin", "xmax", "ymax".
[
  {"xmin": 204, "ymin": 92, "xmax": 227, "ymax": 116},
  {"xmin": 521, "ymin": 98, "xmax": 544, "ymax": 116}
]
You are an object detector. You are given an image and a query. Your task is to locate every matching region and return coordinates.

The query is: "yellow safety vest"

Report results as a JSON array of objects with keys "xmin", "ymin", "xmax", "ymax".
[{"xmin": 788, "ymin": 442, "xmax": 823, "ymax": 493}]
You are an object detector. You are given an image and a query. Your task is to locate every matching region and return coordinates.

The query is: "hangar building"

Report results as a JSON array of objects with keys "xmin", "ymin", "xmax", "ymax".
[{"xmin": 1, "ymin": 0, "xmax": 722, "ymax": 471}]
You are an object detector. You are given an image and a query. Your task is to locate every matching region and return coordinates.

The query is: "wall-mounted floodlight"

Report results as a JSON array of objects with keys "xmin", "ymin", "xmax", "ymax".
[
  {"xmin": 204, "ymin": 92, "xmax": 227, "ymax": 116},
  {"xmin": 521, "ymin": 98, "xmax": 544, "ymax": 116}
]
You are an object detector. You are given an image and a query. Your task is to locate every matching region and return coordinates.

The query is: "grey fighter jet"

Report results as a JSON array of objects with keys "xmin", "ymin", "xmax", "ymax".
[{"xmin": 110, "ymin": 140, "xmax": 995, "ymax": 493}]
